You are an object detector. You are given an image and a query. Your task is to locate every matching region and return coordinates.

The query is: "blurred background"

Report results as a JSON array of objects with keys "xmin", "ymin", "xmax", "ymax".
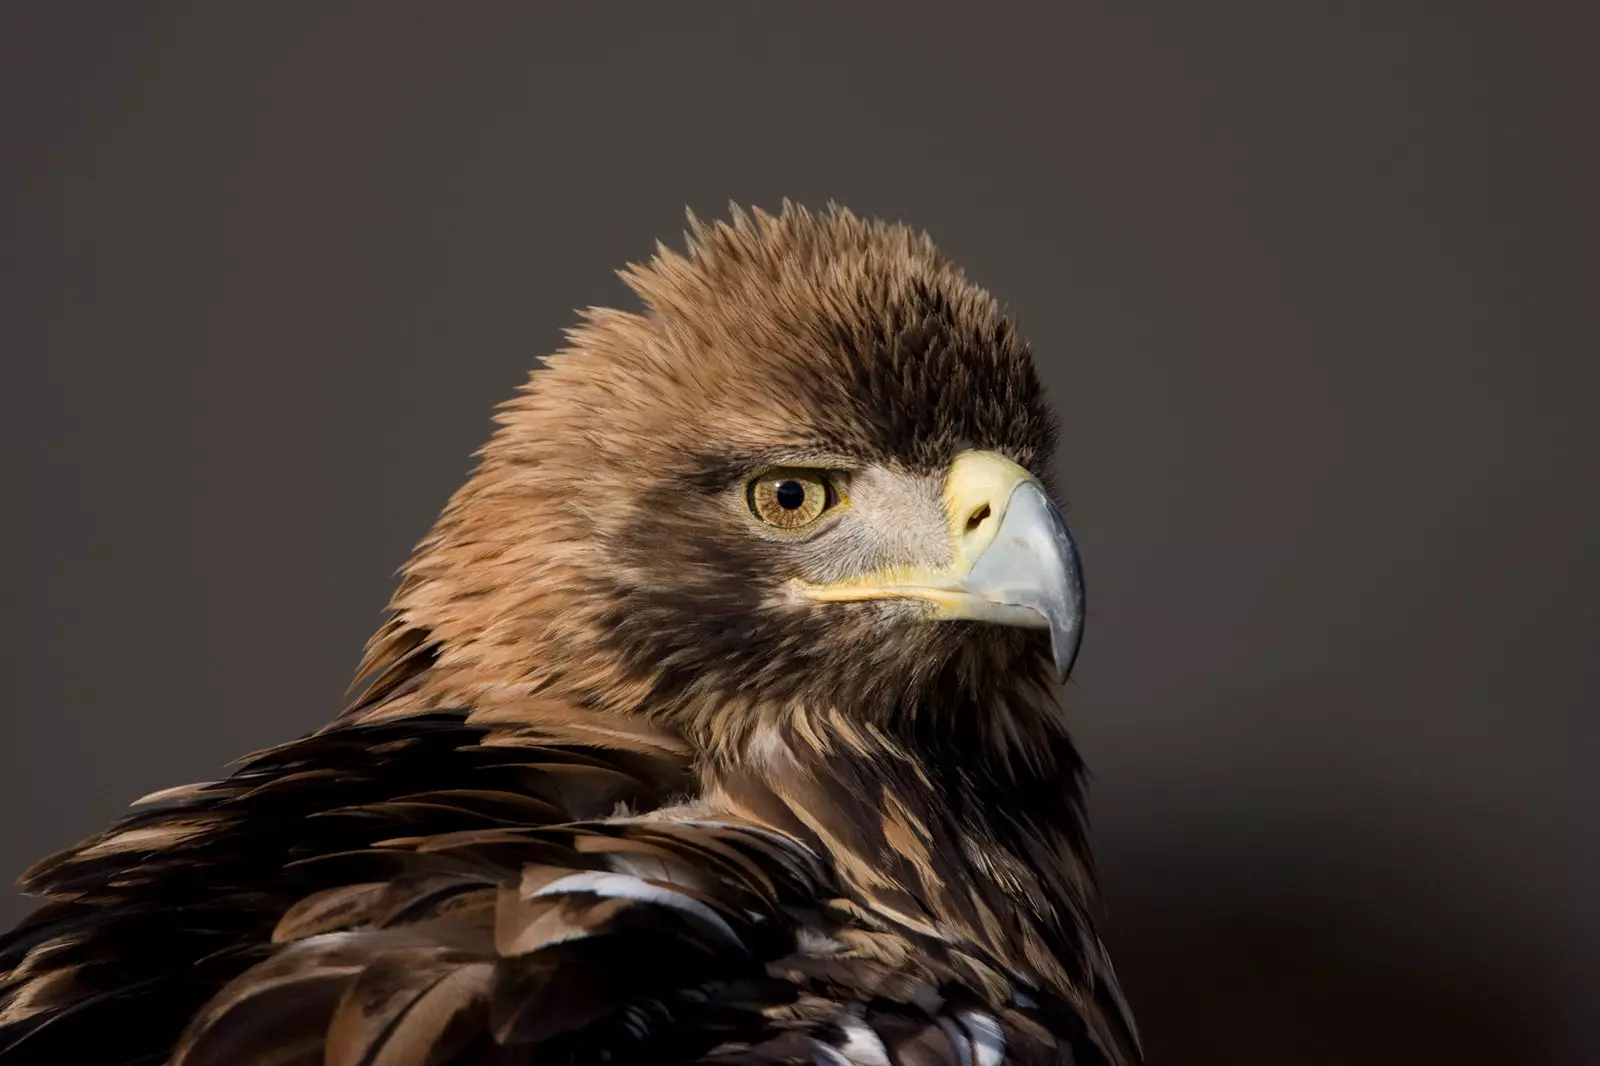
[{"xmin": 2, "ymin": 5, "xmax": 1595, "ymax": 1064}]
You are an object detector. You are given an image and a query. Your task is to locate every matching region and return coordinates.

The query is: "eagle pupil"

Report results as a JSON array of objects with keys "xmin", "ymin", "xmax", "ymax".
[{"xmin": 775, "ymin": 480, "xmax": 806, "ymax": 510}]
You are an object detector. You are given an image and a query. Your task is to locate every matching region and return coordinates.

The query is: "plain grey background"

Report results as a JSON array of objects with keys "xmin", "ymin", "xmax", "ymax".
[{"xmin": 2, "ymin": 5, "xmax": 1595, "ymax": 1064}]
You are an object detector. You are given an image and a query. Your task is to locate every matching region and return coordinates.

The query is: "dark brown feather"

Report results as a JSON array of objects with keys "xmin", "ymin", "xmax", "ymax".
[{"xmin": 0, "ymin": 708, "xmax": 693, "ymax": 1065}]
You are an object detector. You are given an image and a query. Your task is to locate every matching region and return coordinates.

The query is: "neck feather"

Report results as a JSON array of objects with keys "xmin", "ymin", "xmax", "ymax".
[
  {"xmin": 340, "ymin": 619, "xmax": 1105, "ymax": 1005},
  {"xmin": 705, "ymin": 700, "xmax": 1103, "ymax": 1002}
]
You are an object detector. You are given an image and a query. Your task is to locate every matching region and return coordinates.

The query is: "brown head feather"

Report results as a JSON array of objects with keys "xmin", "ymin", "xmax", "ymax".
[{"xmin": 351, "ymin": 202, "xmax": 1061, "ymax": 748}]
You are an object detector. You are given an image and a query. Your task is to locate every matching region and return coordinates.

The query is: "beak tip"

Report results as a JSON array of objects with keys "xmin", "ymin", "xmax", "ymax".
[{"xmin": 1049, "ymin": 622, "xmax": 1082, "ymax": 683}]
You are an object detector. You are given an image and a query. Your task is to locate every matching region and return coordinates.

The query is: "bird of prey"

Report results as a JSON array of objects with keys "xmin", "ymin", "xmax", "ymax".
[{"xmin": 0, "ymin": 204, "xmax": 1142, "ymax": 1066}]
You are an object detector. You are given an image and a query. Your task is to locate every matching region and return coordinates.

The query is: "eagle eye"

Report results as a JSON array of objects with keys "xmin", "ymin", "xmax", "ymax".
[{"xmin": 747, "ymin": 468, "xmax": 838, "ymax": 530}]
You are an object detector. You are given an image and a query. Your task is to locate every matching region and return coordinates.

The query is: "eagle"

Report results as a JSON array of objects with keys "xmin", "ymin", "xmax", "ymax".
[{"xmin": 0, "ymin": 204, "xmax": 1142, "ymax": 1066}]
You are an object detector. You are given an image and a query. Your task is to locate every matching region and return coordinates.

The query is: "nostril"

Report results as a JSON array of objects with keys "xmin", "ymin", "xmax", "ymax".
[{"xmin": 965, "ymin": 503, "xmax": 991, "ymax": 534}]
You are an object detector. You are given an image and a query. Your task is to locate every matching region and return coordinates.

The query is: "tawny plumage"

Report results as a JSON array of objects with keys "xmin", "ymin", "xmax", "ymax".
[{"xmin": 0, "ymin": 204, "xmax": 1141, "ymax": 1066}]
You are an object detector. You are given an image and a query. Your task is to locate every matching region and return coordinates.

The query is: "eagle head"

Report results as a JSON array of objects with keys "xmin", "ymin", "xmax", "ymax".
[{"xmin": 368, "ymin": 203, "xmax": 1082, "ymax": 755}]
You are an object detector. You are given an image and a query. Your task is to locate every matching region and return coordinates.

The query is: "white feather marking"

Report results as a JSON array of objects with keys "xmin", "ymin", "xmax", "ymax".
[
  {"xmin": 747, "ymin": 725, "xmax": 793, "ymax": 767},
  {"xmin": 835, "ymin": 1016, "xmax": 892, "ymax": 1066},
  {"xmin": 605, "ymin": 851, "xmax": 682, "ymax": 884},
  {"xmin": 812, "ymin": 1040, "xmax": 855, "ymax": 1066},
  {"xmin": 288, "ymin": 931, "xmax": 362, "ymax": 952},
  {"xmin": 530, "ymin": 871, "xmax": 745, "ymax": 951},
  {"xmin": 956, "ymin": 1011, "xmax": 1006, "ymax": 1066},
  {"xmin": 936, "ymin": 1017, "xmax": 974, "ymax": 1066},
  {"xmin": 796, "ymin": 926, "xmax": 847, "ymax": 955}
]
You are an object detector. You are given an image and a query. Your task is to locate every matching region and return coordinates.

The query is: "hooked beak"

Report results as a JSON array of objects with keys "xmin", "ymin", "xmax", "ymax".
[{"xmin": 793, "ymin": 451, "xmax": 1086, "ymax": 681}]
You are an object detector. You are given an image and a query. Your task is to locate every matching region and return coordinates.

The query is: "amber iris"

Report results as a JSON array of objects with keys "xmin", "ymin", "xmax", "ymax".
[{"xmin": 747, "ymin": 469, "xmax": 836, "ymax": 529}]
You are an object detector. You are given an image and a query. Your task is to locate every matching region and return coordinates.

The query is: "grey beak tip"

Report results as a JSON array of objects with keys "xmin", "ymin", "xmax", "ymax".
[
  {"xmin": 1043, "ymin": 494, "xmax": 1085, "ymax": 683},
  {"xmin": 1051, "ymin": 620, "xmax": 1083, "ymax": 682}
]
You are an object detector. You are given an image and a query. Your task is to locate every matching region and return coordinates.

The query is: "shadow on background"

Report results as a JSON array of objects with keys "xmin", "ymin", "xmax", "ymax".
[
  {"xmin": 1107, "ymin": 889, "xmax": 1561, "ymax": 1065},
  {"xmin": 1077, "ymin": 680, "xmax": 1585, "ymax": 1064}
]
